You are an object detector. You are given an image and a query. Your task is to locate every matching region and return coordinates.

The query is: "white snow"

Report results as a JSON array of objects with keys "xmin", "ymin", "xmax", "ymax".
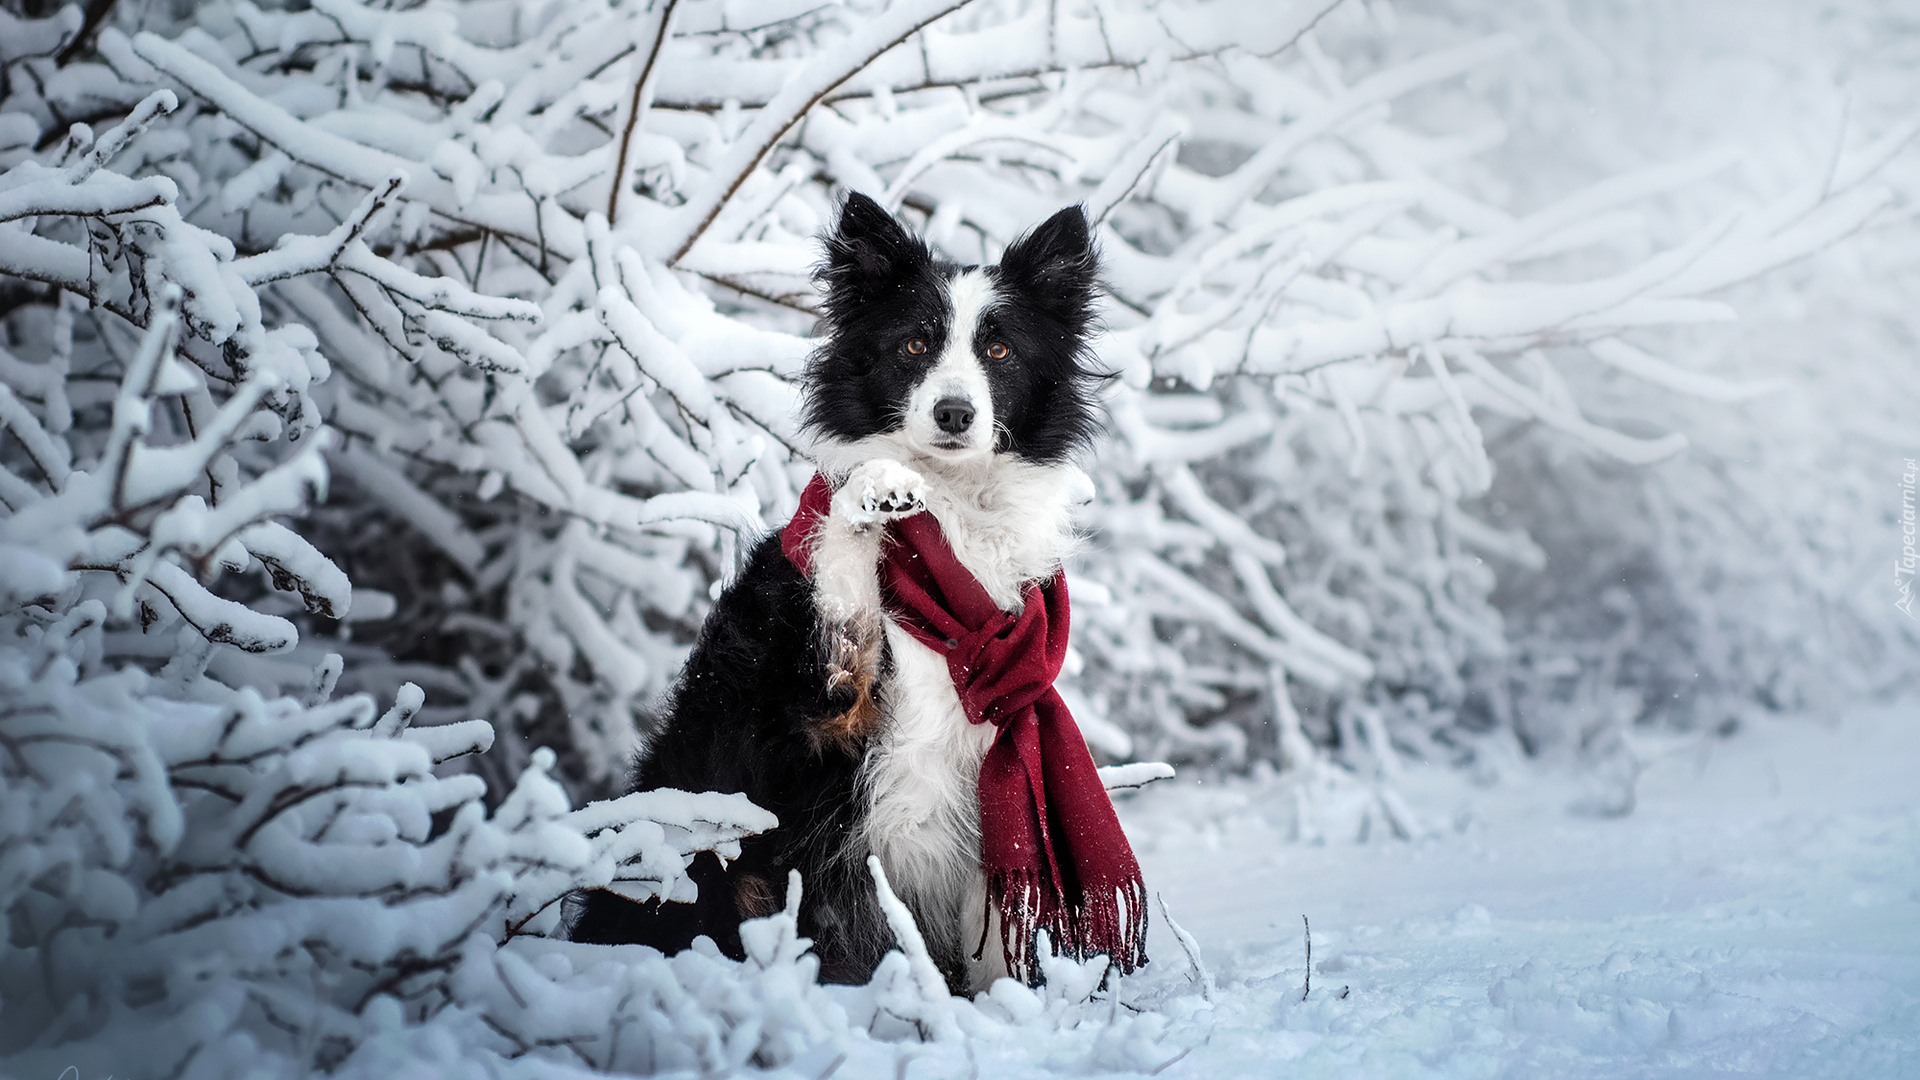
[
  {"xmin": 640, "ymin": 699, "xmax": 1914, "ymax": 1080},
  {"xmin": 1098, "ymin": 761, "xmax": 1177, "ymax": 791},
  {"xmin": 1114, "ymin": 701, "xmax": 1920, "ymax": 1078}
]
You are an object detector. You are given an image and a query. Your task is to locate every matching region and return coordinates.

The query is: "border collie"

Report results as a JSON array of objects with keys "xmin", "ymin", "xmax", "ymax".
[{"xmin": 569, "ymin": 193, "xmax": 1110, "ymax": 995}]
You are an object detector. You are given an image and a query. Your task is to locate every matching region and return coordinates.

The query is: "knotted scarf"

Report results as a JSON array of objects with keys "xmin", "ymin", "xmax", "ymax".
[{"xmin": 783, "ymin": 473, "xmax": 1147, "ymax": 980}]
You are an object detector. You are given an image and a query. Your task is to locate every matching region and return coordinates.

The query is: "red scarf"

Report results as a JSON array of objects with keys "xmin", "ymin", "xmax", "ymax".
[{"xmin": 783, "ymin": 474, "xmax": 1147, "ymax": 981}]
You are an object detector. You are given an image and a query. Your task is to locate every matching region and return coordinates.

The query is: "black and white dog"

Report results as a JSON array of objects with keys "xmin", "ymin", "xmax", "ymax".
[{"xmin": 569, "ymin": 193, "xmax": 1103, "ymax": 995}]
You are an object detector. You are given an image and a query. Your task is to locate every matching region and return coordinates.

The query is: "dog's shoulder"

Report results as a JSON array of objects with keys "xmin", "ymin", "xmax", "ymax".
[
  {"xmin": 633, "ymin": 531, "xmax": 838, "ymax": 791},
  {"xmin": 712, "ymin": 531, "xmax": 812, "ymax": 625}
]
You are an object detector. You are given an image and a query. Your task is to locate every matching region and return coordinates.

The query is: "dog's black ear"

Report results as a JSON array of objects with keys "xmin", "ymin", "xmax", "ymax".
[
  {"xmin": 818, "ymin": 192, "xmax": 930, "ymax": 312},
  {"xmin": 997, "ymin": 204, "xmax": 1098, "ymax": 329}
]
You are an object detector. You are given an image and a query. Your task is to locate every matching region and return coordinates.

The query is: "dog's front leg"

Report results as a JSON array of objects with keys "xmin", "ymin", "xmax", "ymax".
[{"xmin": 806, "ymin": 459, "xmax": 926, "ymax": 753}]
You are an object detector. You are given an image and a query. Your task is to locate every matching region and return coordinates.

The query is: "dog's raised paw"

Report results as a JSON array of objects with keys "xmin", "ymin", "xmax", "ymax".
[{"xmin": 838, "ymin": 459, "xmax": 926, "ymax": 526}]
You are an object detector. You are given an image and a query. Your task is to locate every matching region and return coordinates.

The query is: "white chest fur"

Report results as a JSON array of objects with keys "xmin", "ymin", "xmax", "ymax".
[
  {"xmin": 809, "ymin": 440, "xmax": 1081, "ymax": 991},
  {"xmin": 864, "ymin": 621, "xmax": 998, "ymax": 981}
]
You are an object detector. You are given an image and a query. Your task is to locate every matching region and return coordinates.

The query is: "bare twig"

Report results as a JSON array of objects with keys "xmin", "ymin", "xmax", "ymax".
[
  {"xmin": 663, "ymin": 0, "xmax": 975, "ymax": 265},
  {"xmin": 503, "ymin": 894, "xmax": 565, "ymax": 941},
  {"xmin": 648, "ymin": 0, "xmax": 1344, "ymax": 113},
  {"xmin": 607, "ymin": 0, "xmax": 682, "ymax": 224},
  {"xmin": 1301, "ymin": 914, "xmax": 1311, "ymax": 1002},
  {"xmin": 55, "ymin": 0, "xmax": 120, "ymax": 66}
]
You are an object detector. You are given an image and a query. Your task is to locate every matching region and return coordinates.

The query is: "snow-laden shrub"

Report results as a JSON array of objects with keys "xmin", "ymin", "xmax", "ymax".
[
  {"xmin": 0, "ymin": 58, "xmax": 806, "ymax": 1074},
  {"xmin": 0, "ymin": 283, "xmax": 824, "ymax": 1072},
  {"xmin": 0, "ymin": 30, "xmax": 1202, "ymax": 1073},
  {"xmin": 1337, "ymin": 0, "xmax": 1920, "ymax": 800},
  {"xmin": 5, "ymin": 0, "xmax": 1911, "ymax": 803},
  {"xmin": 18, "ymin": 0, "xmax": 1888, "ymax": 804}
]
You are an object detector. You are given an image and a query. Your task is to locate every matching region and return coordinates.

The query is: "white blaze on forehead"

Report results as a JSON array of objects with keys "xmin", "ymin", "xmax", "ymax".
[
  {"xmin": 942, "ymin": 270, "xmax": 995, "ymax": 357},
  {"xmin": 905, "ymin": 269, "xmax": 996, "ymax": 456}
]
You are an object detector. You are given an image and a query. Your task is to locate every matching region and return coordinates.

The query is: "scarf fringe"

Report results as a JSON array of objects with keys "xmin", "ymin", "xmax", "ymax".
[{"xmin": 991, "ymin": 869, "xmax": 1149, "ymax": 984}]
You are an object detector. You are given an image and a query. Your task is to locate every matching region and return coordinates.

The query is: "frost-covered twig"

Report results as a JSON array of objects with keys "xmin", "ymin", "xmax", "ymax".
[
  {"xmin": 868, "ymin": 854, "xmax": 963, "ymax": 1041},
  {"xmin": 1155, "ymin": 892, "xmax": 1214, "ymax": 1005}
]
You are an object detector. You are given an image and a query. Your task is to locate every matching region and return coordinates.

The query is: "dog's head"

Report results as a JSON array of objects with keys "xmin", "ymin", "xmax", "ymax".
[{"xmin": 803, "ymin": 193, "xmax": 1103, "ymax": 466}]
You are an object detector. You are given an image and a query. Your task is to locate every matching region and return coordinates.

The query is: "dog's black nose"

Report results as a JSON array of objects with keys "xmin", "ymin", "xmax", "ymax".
[{"xmin": 932, "ymin": 396, "xmax": 975, "ymax": 434}]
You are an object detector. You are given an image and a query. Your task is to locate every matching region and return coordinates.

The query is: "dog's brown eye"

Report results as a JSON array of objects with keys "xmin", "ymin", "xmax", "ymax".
[
  {"xmin": 986, "ymin": 342, "xmax": 1009, "ymax": 360},
  {"xmin": 905, "ymin": 339, "xmax": 926, "ymax": 355}
]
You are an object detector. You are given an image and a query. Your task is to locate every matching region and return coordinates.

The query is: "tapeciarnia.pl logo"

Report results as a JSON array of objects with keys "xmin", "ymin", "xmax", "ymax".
[{"xmin": 1898, "ymin": 457, "xmax": 1917, "ymax": 620}]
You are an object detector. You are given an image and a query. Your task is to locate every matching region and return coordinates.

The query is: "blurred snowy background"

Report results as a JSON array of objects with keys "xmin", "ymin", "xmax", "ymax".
[{"xmin": 0, "ymin": 0, "xmax": 1914, "ymax": 1076}]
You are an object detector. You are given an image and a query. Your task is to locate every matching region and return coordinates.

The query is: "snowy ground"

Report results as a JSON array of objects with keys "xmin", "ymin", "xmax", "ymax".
[
  {"xmin": 339, "ymin": 705, "xmax": 1920, "ymax": 1080},
  {"xmin": 866, "ymin": 700, "xmax": 1920, "ymax": 1080},
  {"xmin": 1087, "ymin": 701, "xmax": 1920, "ymax": 1079}
]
